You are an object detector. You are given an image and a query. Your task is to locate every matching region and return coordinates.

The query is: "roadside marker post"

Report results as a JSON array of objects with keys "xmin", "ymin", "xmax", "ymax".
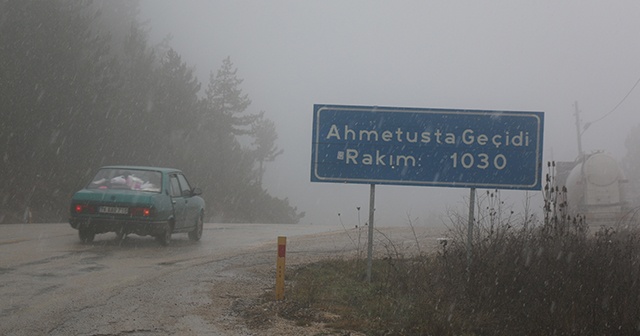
[{"xmin": 275, "ymin": 236, "xmax": 286, "ymax": 300}]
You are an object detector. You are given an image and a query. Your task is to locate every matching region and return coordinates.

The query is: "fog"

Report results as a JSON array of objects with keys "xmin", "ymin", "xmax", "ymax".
[{"xmin": 140, "ymin": 1, "xmax": 640, "ymax": 226}]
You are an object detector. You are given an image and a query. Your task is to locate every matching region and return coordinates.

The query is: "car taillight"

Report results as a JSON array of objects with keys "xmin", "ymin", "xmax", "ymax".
[
  {"xmin": 130, "ymin": 207, "xmax": 152, "ymax": 217},
  {"xmin": 74, "ymin": 204, "xmax": 95, "ymax": 214}
]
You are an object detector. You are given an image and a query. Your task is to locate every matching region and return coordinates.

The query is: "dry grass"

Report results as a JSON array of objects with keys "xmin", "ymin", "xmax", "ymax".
[
  {"xmin": 254, "ymin": 190, "xmax": 640, "ymax": 335},
  {"xmin": 266, "ymin": 224, "xmax": 640, "ymax": 335}
]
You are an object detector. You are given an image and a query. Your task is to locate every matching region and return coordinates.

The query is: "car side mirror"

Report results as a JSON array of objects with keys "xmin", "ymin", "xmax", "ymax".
[{"xmin": 192, "ymin": 187, "xmax": 202, "ymax": 196}]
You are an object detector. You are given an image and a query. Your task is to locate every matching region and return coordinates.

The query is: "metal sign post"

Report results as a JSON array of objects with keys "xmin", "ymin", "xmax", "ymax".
[
  {"xmin": 467, "ymin": 188, "xmax": 476, "ymax": 276},
  {"xmin": 366, "ymin": 184, "xmax": 375, "ymax": 283}
]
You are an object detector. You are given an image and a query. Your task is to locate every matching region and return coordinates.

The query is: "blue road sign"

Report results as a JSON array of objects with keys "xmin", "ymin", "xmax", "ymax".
[{"xmin": 311, "ymin": 104, "xmax": 544, "ymax": 190}]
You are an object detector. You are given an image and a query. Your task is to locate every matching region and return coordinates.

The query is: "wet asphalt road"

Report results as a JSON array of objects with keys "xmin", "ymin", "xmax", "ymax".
[{"xmin": 0, "ymin": 222, "xmax": 342, "ymax": 336}]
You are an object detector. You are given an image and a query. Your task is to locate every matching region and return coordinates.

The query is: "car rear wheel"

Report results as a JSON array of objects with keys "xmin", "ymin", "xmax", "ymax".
[
  {"xmin": 188, "ymin": 213, "xmax": 203, "ymax": 241},
  {"xmin": 156, "ymin": 223, "xmax": 172, "ymax": 246},
  {"xmin": 79, "ymin": 228, "xmax": 95, "ymax": 243}
]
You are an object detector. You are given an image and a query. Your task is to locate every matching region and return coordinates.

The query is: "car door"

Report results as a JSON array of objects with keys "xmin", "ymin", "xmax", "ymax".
[
  {"xmin": 176, "ymin": 173, "xmax": 199, "ymax": 228},
  {"xmin": 169, "ymin": 174, "xmax": 187, "ymax": 229}
]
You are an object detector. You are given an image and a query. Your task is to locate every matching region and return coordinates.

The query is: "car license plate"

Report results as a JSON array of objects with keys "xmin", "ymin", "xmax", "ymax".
[{"xmin": 99, "ymin": 206, "xmax": 128, "ymax": 215}]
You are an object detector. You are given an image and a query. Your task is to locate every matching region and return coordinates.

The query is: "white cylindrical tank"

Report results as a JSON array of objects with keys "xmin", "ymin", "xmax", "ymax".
[{"xmin": 565, "ymin": 152, "xmax": 624, "ymax": 224}]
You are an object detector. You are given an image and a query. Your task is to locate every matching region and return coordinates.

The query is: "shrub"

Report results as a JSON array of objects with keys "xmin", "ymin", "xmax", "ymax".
[{"xmin": 283, "ymin": 192, "xmax": 640, "ymax": 335}]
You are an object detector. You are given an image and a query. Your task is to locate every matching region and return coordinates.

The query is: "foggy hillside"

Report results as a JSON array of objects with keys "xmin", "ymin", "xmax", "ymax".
[{"xmin": 0, "ymin": 0, "xmax": 302, "ymax": 224}]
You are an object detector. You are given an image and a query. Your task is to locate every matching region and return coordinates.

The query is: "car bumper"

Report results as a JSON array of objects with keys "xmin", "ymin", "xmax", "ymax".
[{"xmin": 69, "ymin": 216, "xmax": 169, "ymax": 236}]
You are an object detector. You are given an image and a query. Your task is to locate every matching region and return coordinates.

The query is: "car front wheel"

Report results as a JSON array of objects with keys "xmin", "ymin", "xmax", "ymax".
[{"xmin": 188, "ymin": 213, "xmax": 203, "ymax": 241}]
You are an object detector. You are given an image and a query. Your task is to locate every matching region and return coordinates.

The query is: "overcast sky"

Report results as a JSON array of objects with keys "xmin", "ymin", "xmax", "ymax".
[{"xmin": 140, "ymin": 1, "xmax": 640, "ymax": 227}]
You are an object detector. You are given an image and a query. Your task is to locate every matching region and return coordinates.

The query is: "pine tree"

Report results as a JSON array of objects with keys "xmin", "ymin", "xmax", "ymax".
[
  {"xmin": 153, "ymin": 48, "xmax": 201, "ymax": 165},
  {"xmin": 0, "ymin": 0, "xmax": 117, "ymax": 221},
  {"xmin": 200, "ymin": 57, "xmax": 260, "ymax": 219},
  {"xmin": 252, "ymin": 113, "xmax": 283, "ymax": 186},
  {"xmin": 204, "ymin": 56, "xmax": 258, "ymax": 137}
]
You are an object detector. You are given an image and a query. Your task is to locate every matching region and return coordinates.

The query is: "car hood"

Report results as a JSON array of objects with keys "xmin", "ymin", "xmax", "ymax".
[{"xmin": 72, "ymin": 189, "xmax": 159, "ymax": 205}]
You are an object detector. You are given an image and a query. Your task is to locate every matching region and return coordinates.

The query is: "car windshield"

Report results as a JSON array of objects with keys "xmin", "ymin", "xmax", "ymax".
[{"xmin": 87, "ymin": 168, "xmax": 162, "ymax": 193}]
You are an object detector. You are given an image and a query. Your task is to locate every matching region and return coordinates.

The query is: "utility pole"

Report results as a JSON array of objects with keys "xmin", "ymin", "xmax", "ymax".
[{"xmin": 574, "ymin": 101, "xmax": 584, "ymax": 161}]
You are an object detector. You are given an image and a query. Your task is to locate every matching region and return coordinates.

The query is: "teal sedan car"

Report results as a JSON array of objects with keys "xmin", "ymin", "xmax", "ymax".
[{"xmin": 69, "ymin": 166, "xmax": 205, "ymax": 246}]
